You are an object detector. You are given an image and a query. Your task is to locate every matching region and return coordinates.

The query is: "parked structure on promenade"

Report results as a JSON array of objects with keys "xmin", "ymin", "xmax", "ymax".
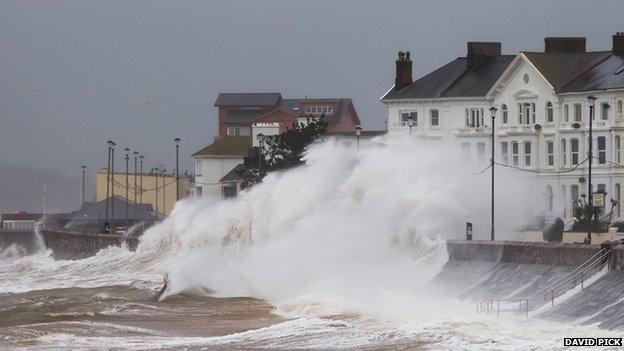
[
  {"xmin": 193, "ymin": 93, "xmax": 380, "ymax": 198},
  {"xmin": 381, "ymin": 33, "xmax": 624, "ymax": 220}
]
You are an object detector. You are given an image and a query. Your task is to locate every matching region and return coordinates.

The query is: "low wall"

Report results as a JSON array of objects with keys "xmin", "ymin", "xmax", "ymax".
[
  {"xmin": 0, "ymin": 230, "xmax": 40, "ymax": 253},
  {"xmin": 446, "ymin": 240, "xmax": 602, "ymax": 267},
  {"xmin": 41, "ymin": 230, "xmax": 139, "ymax": 255}
]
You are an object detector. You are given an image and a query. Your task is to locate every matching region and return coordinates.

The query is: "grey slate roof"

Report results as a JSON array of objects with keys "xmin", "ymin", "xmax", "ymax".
[
  {"xmin": 558, "ymin": 53, "xmax": 624, "ymax": 93},
  {"xmin": 382, "ymin": 55, "xmax": 515, "ymax": 100},
  {"xmin": 215, "ymin": 93, "xmax": 282, "ymax": 106},
  {"xmin": 191, "ymin": 136, "xmax": 251, "ymax": 157},
  {"xmin": 70, "ymin": 196, "xmax": 159, "ymax": 221}
]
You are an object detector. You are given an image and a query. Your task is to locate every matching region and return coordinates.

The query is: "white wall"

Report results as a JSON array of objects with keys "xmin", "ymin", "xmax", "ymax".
[{"xmin": 194, "ymin": 156, "xmax": 243, "ymax": 198}]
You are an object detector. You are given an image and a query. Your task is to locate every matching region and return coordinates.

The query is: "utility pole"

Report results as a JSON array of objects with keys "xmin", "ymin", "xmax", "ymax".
[
  {"xmin": 124, "ymin": 147, "xmax": 130, "ymax": 230},
  {"xmin": 139, "ymin": 155, "xmax": 144, "ymax": 204},
  {"xmin": 105, "ymin": 141, "xmax": 113, "ymax": 222},
  {"xmin": 110, "ymin": 142, "xmax": 116, "ymax": 228},
  {"xmin": 133, "ymin": 151, "xmax": 139, "ymax": 223},
  {"xmin": 81, "ymin": 165, "xmax": 86, "ymax": 207},
  {"xmin": 489, "ymin": 106, "xmax": 498, "ymax": 241}
]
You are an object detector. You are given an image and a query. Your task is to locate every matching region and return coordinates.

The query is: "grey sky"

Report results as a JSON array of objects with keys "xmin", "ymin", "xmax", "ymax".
[{"xmin": 1, "ymin": 0, "xmax": 623, "ymax": 210}]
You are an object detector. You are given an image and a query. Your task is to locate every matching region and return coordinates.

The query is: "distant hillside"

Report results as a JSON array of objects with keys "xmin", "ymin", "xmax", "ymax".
[{"xmin": 0, "ymin": 166, "xmax": 90, "ymax": 214}]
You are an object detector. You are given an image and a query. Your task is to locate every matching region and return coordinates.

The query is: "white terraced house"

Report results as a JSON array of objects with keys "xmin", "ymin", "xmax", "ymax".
[{"xmin": 381, "ymin": 34, "xmax": 624, "ymax": 220}]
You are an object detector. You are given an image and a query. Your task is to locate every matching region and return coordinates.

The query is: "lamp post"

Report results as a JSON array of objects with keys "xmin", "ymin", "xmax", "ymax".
[
  {"xmin": 174, "ymin": 138, "xmax": 181, "ymax": 201},
  {"xmin": 407, "ymin": 116, "xmax": 414, "ymax": 135},
  {"xmin": 124, "ymin": 147, "xmax": 130, "ymax": 230},
  {"xmin": 257, "ymin": 134, "xmax": 265, "ymax": 173},
  {"xmin": 489, "ymin": 106, "xmax": 498, "ymax": 241},
  {"xmin": 81, "ymin": 165, "xmax": 86, "ymax": 207},
  {"xmin": 587, "ymin": 95, "xmax": 597, "ymax": 243},
  {"xmin": 153, "ymin": 167, "xmax": 159, "ymax": 213},
  {"xmin": 105, "ymin": 141, "xmax": 114, "ymax": 222},
  {"xmin": 133, "ymin": 151, "xmax": 139, "ymax": 223},
  {"xmin": 139, "ymin": 155, "xmax": 144, "ymax": 204},
  {"xmin": 355, "ymin": 125, "xmax": 362, "ymax": 149}
]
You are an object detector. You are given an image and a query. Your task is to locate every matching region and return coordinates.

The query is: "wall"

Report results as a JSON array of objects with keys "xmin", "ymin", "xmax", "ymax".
[
  {"xmin": 41, "ymin": 229, "xmax": 138, "ymax": 254},
  {"xmin": 194, "ymin": 156, "xmax": 243, "ymax": 198},
  {"xmin": 446, "ymin": 240, "xmax": 601, "ymax": 267},
  {"xmin": 96, "ymin": 171, "xmax": 191, "ymax": 215}
]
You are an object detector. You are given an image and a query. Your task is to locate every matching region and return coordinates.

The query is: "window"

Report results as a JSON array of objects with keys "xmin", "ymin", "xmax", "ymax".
[
  {"xmin": 571, "ymin": 184, "xmax": 579, "ymax": 209},
  {"xmin": 616, "ymin": 183, "xmax": 621, "ymax": 217},
  {"xmin": 227, "ymin": 126, "xmax": 251, "ymax": 136},
  {"xmin": 401, "ymin": 111, "xmax": 418, "ymax": 126},
  {"xmin": 598, "ymin": 183, "xmax": 606, "ymax": 194},
  {"xmin": 306, "ymin": 106, "xmax": 334, "ymax": 115},
  {"xmin": 564, "ymin": 104, "xmax": 569, "ymax": 122},
  {"xmin": 511, "ymin": 141, "xmax": 519, "ymax": 166},
  {"xmin": 501, "ymin": 104, "xmax": 508, "ymax": 124},
  {"xmin": 546, "ymin": 102, "xmax": 554, "ymax": 123},
  {"xmin": 195, "ymin": 159, "xmax": 202, "ymax": 176},
  {"xmin": 574, "ymin": 103, "xmax": 582, "ymax": 122},
  {"xmin": 546, "ymin": 141, "xmax": 554, "ymax": 167},
  {"xmin": 571, "ymin": 138, "xmax": 579, "ymax": 165},
  {"xmin": 601, "ymin": 102, "xmax": 610, "ymax": 120},
  {"xmin": 618, "ymin": 100, "xmax": 623, "ymax": 117},
  {"xmin": 430, "ymin": 109, "xmax": 439, "ymax": 126},
  {"xmin": 501, "ymin": 142, "xmax": 509, "ymax": 165},
  {"xmin": 616, "ymin": 136, "xmax": 621, "ymax": 164},
  {"xmin": 561, "ymin": 139, "xmax": 567, "ymax": 167},
  {"xmin": 598, "ymin": 136, "xmax": 606, "ymax": 164},
  {"xmin": 524, "ymin": 141, "xmax": 532, "ymax": 166},
  {"xmin": 467, "ymin": 108, "xmax": 483, "ymax": 127},
  {"xmin": 477, "ymin": 142, "xmax": 486, "ymax": 164},
  {"xmin": 517, "ymin": 103, "xmax": 522, "ymax": 124},
  {"xmin": 518, "ymin": 103, "xmax": 533, "ymax": 124},
  {"xmin": 460, "ymin": 142, "xmax": 471, "ymax": 161},
  {"xmin": 531, "ymin": 103, "xmax": 536, "ymax": 124}
]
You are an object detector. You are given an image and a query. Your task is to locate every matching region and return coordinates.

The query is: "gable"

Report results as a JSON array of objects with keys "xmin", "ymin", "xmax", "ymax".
[
  {"xmin": 251, "ymin": 108, "xmax": 298, "ymax": 124},
  {"xmin": 487, "ymin": 54, "xmax": 556, "ymax": 100}
]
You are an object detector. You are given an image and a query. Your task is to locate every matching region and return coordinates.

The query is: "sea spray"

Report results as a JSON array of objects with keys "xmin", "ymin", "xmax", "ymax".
[{"xmin": 133, "ymin": 136, "xmax": 534, "ymax": 318}]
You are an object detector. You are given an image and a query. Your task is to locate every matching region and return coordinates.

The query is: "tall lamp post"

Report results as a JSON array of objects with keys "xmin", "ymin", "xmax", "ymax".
[
  {"xmin": 124, "ymin": 147, "xmax": 130, "ymax": 229},
  {"xmin": 139, "ymin": 155, "xmax": 144, "ymax": 204},
  {"xmin": 407, "ymin": 116, "xmax": 414, "ymax": 135},
  {"xmin": 489, "ymin": 106, "xmax": 498, "ymax": 241},
  {"xmin": 81, "ymin": 165, "xmax": 86, "ymax": 207},
  {"xmin": 105, "ymin": 141, "xmax": 114, "ymax": 222},
  {"xmin": 355, "ymin": 125, "xmax": 362, "ymax": 149},
  {"xmin": 153, "ymin": 167, "xmax": 160, "ymax": 213},
  {"xmin": 587, "ymin": 95, "xmax": 597, "ymax": 243},
  {"xmin": 133, "ymin": 151, "xmax": 139, "ymax": 223},
  {"xmin": 174, "ymin": 138, "xmax": 181, "ymax": 201},
  {"xmin": 257, "ymin": 134, "xmax": 265, "ymax": 173}
]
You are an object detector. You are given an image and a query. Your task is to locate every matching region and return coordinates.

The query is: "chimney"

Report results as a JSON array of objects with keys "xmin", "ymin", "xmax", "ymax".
[
  {"xmin": 467, "ymin": 42, "xmax": 501, "ymax": 68},
  {"xmin": 613, "ymin": 32, "xmax": 624, "ymax": 54},
  {"xmin": 395, "ymin": 51, "xmax": 412, "ymax": 90},
  {"xmin": 544, "ymin": 37, "xmax": 586, "ymax": 54}
]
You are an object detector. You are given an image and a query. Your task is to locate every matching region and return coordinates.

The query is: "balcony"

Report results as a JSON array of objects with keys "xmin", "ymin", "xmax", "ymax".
[
  {"xmin": 456, "ymin": 127, "xmax": 490, "ymax": 136},
  {"xmin": 498, "ymin": 125, "xmax": 536, "ymax": 135}
]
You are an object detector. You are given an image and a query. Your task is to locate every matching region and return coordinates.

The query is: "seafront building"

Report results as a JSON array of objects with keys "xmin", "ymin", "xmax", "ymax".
[
  {"xmin": 381, "ymin": 33, "xmax": 624, "ymax": 221},
  {"xmin": 95, "ymin": 170, "xmax": 191, "ymax": 216},
  {"xmin": 193, "ymin": 93, "xmax": 372, "ymax": 198}
]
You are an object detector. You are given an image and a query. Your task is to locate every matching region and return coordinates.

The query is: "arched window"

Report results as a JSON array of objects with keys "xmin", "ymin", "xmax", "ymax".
[
  {"xmin": 546, "ymin": 102, "xmax": 554, "ymax": 123},
  {"xmin": 617, "ymin": 135, "xmax": 622, "ymax": 164},
  {"xmin": 618, "ymin": 100, "xmax": 623, "ymax": 117},
  {"xmin": 564, "ymin": 104, "xmax": 569, "ymax": 122},
  {"xmin": 501, "ymin": 104, "xmax": 508, "ymax": 124}
]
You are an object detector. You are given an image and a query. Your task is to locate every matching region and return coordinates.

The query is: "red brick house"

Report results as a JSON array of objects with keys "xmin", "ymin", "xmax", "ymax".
[{"xmin": 214, "ymin": 93, "xmax": 361, "ymax": 137}]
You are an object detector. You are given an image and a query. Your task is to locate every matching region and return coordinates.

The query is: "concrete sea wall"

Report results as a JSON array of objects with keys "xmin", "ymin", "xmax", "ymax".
[
  {"xmin": 41, "ymin": 230, "xmax": 138, "ymax": 255},
  {"xmin": 0, "ymin": 230, "xmax": 40, "ymax": 253}
]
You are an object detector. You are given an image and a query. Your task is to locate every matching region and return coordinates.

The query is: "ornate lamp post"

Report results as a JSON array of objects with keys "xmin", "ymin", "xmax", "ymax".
[
  {"xmin": 587, "ymin": 95, "xmax": 597, "ymax": 243},
  {"xmin": 355, "ymin": 125, "xmax": 362, "ymax": 149},
  {"xmin": 174, "ymin": 137, "xmax": 181, "ymax": 201},
  {"xmin": 489, "ymin": 106, "xmax": 498, "ymax": 241},
  {"xmin": 257, "ymin": 134, "xmax": 265, "ymax": 173}
]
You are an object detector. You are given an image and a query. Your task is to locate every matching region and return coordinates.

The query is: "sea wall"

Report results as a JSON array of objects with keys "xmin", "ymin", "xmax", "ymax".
[
  {"xmin": 446, "ymin": 240, "xmax": 604, "ymax": 267},
  {"xmin": 0, "ymin": 230, "xmax": 39, "ymax": 253},
  {"xmin": 41, "ymin": 230, "xmax": 138, "ymax": 255}
]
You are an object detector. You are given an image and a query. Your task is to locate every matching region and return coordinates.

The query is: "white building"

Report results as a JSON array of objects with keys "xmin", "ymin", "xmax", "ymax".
[{"xmin": 381, "ymin": 35, "xmax": 624, "ymax": 220}]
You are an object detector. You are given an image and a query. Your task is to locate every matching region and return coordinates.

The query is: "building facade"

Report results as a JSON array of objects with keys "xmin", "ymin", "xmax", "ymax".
[
  {"xmin": 381, "ymin": 34, "xmax": 624, "ymax": 220},
  {"xmin": 96, "ymin": 170, "xmax": 191, "ymax": 215}
]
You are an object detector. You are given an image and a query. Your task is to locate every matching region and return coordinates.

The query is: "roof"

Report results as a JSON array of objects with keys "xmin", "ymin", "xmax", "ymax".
[
  {"xmin": 278, "ymin": 98, "xmax": 359, "ymax": 125},
  {"xmin": 223, "ymin": 110, "xmax": 266, "ymax": 124},
  {"xmin": 69, "ymin": 196, "xmax": 159, "ymax": 221},
  {"xmin": 522, "ymin": 51, "xmax": 615, "ymax": 92},
  {"xmin": 214, "ymin": 93, "xmax": 282, "ymax": 106},
  {"xmin": 192, "ymin": 136, "xmax": 251, "ymax": 157},
  {"xmin": 1, "ymin": 212, "xmax": 69, "ymax": 221},
  {"xmin": 219, "ymin": 164, "xmax": 254, "ymax": 183},
  {"xmin": 382, "ymin": 55, "xmax": 515, "ymax": 100}
]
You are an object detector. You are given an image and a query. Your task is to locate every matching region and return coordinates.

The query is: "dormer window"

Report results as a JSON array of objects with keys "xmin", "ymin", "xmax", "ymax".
[{"xmin": 306, "ymin": 105, "xmax": 334, "ymax": 115}]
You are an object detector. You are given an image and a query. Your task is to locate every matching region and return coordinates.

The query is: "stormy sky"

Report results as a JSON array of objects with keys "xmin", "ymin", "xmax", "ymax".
[{"xmin": 1, "ymin": 0, "xmax": 623, "ymax": 212}]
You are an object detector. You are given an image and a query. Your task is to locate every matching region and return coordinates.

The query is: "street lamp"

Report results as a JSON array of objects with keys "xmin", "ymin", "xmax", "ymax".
[
  {"xmin": 257, "ymin": 133, "xmax": 265, "ymax": 172},
  {"xmin": 407, "ymin": 116, "xmax": 415, "ymax": 135},
  {"xmin": 124, "ymin": 147, "xmax": 130, "ymax": 230},
  {"xmin": 355, "ymin": 125, "xmax": 362, "ymax": 149},
  {"xmin": 139, "ymin": 155, "xmax": 144, "ymax": 204},
  {"xmin": 133, "ymin": 151, "xmax": 139, "ymax": 223},
  {"xmin": 489, "ymin": 106, "xmax": 498, "ymax": 241},
  {"xmin": 81, "ymin": 165, "xmax": 86, "ymax": 207},
  {"xmin": 587, "ymin": 95, "xmax": 597, "ymax": 243},
  {"xmin": 105, "ymin": 141, "xmax": 114, "ymax": 222},
  {"xmin": 174, "ymin": 137, "xmax": 181, "ymax": 201}
]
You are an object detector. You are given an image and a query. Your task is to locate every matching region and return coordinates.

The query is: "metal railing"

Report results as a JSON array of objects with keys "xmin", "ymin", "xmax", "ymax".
[{"xmin": 476, "ymin": 248, "xmax": 611, "ymax": 318}]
